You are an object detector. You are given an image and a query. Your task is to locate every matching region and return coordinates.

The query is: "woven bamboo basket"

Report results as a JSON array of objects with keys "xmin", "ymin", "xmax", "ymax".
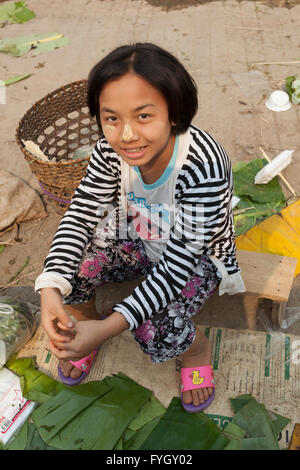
[{"xmin": 16, "ymin": 79, "xmax": 100, "ymax": 210}]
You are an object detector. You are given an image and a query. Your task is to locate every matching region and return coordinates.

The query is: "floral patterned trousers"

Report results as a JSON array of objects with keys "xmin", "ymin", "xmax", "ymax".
[{"xmin": 63, "ymin": 237, "xmax": 221, "ymax": 364}]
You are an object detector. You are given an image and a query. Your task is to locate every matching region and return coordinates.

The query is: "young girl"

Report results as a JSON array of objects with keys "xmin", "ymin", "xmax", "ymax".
[{"xmin": 35, "ymin": 43, "xmax": 245, "ymax": 413}]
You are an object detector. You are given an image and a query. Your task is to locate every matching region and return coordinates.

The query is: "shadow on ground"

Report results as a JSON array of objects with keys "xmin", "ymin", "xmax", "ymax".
[{"xmin": 139, "ymin": 0, "xmax": 300, "ymax": 10}]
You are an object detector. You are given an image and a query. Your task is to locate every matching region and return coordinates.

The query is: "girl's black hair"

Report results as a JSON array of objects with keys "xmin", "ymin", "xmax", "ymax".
[{"xmin": 87, "ymin": 43, "xmax": 198, "ymax": 135}]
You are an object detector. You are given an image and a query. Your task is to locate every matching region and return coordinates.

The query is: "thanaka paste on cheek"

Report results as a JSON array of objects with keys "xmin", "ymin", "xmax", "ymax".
[{"xmin": 102, "ymin": 124, "xmax": 116, "ymax": 139}]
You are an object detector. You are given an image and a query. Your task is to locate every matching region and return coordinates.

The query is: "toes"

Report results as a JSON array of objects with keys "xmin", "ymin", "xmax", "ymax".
[
  {"xmin": 193, "ymin": 388, "xmax": 209, "ymax": 406},
  {"xmin": 201, "ymin": 387, "xmax": 209, "ymax": 402},
  {"xmin": 59, "ymin": 360, "xmax": 72, "ymax": 376},
  {"xmin": 59, "ymin": 360, "xmax": 82, "ymax": 379},
  {"xmin": 182, "ymin": 390, "xmax": 193, "ymax": 404},
  {"xmin": 183, "ymin": 388, "xmax": 215, "ymax": 406},
  {"xmin": 70, "ymin": 367, "xmax": 82, "ymax": 379}
]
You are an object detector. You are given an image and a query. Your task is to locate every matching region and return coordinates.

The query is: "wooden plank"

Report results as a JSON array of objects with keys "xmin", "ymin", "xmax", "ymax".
[
  {"xmin": 289, "ymin": 424, "xmax": 300, "ymax": 450},
  {"xmin": 242, "ymin": 295, "xmax": 260, "ymax": 330},
  {"xmin": 271, "ymin": 301, "xmax": 286, "ymax": 330},
  {"xmin": 236, "ymin": 250, "xmax": 298, "ymax": 302}
]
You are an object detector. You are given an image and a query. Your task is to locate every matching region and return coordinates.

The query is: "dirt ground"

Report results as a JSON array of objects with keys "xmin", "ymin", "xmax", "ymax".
[{"xmin": 1, "ymin": 0, "xmax": 300, "ymax": 336}]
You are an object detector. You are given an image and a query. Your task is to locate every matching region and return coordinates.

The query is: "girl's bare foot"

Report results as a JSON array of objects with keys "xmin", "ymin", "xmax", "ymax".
[
  {"xmin": 59, "ymin": 359, "xmax": 83, "ymax": 380},
  {"xmin": 180, "ymin": 331, "xmax": 214, "ymax": 407}
]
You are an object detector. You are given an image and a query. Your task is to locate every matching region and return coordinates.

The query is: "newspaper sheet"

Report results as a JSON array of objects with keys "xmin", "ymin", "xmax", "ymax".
[{"xmin": 18, "ymin": 324, "xmax": 300, "ymax": 449}]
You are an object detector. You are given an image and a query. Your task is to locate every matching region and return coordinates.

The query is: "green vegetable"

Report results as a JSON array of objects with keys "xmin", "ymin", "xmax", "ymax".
[
  {"xmin": 292, "ymin": 89, "xmax": 300, "ymax": 104},
  {"xmin": 0, "ymin": 297, "xmax": 39, "ymax": 366},
  {"xmin": 285, "ymin": 74, "xmax": 300, "ymax": 103},
  {"xmin": 0, "ymin": 1, "xmax": 35, "ymax": 25}
]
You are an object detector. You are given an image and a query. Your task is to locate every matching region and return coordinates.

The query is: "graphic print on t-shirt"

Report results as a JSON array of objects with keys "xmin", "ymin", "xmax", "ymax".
[{"xmin": 127, "ymin": 191, "xmax": 171, "ymax": 241}]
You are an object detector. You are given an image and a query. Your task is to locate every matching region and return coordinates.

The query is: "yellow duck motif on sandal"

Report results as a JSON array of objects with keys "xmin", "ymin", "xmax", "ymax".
[{"xmin": 190, "ymin": 370, "xmax": 204, "ymax": 385}]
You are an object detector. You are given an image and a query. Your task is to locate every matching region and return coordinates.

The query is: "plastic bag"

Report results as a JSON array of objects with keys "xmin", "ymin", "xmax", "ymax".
[
  {"xmin": 259, "ymin": 305, "xmax": 300, "ymax": 332},
  {"xmin": 0, "ymin": 296, "xmax": 40, "ymax": 368}
]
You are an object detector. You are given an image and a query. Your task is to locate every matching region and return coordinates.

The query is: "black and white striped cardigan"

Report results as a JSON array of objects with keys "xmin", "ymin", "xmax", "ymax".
[{"xmin": 35, "ymin": 125, "xmax": 245, "ymax": 330}]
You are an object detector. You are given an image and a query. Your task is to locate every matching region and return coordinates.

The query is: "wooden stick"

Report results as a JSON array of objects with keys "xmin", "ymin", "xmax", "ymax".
[
  {"xmin": 251, "ymin": 60, "xmax": 300, "ymax": 66},
  {"xmin": 233, "ymin": 207, "xmax": 253, "ymax": 215},
  {"xmin": 259, "ymin": 147, "xmax": 297, "ymax": 197},
  {"xmin": 226, "ymin": 26, "xmax": 275, "ymax": 30}
]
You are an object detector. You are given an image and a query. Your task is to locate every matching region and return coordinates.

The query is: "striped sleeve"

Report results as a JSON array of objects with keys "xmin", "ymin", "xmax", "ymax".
[
  {"xmin": 114, "ymin": 176, "xmax": 232, "ymax": 330},
  {"xmin": 39, "ymin": 140, "xmax": 119, "ymax": 284}
]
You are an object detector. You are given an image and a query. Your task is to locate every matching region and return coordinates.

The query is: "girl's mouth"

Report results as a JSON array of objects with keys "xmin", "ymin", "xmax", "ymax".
[{"xmin": 121, "ymin": 146, "xmax": 148, "ymax": 159}]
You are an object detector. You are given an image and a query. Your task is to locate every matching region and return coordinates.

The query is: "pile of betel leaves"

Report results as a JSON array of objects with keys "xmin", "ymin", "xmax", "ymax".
[{"xmin": 1, "ymin": 356, "xmax": 290, "ymax": 450}]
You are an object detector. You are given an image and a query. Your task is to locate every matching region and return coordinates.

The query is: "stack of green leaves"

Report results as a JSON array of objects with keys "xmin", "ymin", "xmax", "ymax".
[
  {"xmin": 3, "ymin": 357, "xmax": 291, "ymax": 450},
  {"xmin": 5, "ymin": 357, "xmax": 156, "ymax": 450},
  {"xmin": 4, "ymin": 357, "xmax": 229, "ymax": 450},
  {"xmin": 233, "ymin": 158, "xmax": 286, "ymax": 236},
  {"xmin": 223, "ymin": 394, "xmax": 291, "ymax": 450}
]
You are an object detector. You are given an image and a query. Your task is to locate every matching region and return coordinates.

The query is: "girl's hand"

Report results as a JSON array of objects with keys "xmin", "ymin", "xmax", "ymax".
[
  {"xmin": 49, "ymin": 319, "xmax": 104, "ymax": 361},
  {"xmin": 49, "ymin": 311, "xmax": 130, "ymax": 361},
  {"xmin": 40, "ymin": 288, "xmax": 75, "ymax": 344}
]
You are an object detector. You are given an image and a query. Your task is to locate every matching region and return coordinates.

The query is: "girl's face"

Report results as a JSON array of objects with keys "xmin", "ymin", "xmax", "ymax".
[{"xmin": 99, "ymin": 72, "xmax": 175, "ymax": 180}]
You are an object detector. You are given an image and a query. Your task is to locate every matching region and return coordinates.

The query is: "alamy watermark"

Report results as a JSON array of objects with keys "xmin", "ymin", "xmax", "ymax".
[
  {"xmin": 0, "ymin": 81, "xmax": 6, "ymax": 104},
  {"xmin": 94, "ymin": 196, "xmax": 206, "ymax": 246},
  {"xmin": 291, "ymin": 340, "xmax": 300, "ymax": 365}
]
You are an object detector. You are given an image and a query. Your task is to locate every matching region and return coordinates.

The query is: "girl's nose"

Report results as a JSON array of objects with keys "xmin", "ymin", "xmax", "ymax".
[{"xmin": 121, "ymin": 123, "xmax": 139, "ymax": 142}]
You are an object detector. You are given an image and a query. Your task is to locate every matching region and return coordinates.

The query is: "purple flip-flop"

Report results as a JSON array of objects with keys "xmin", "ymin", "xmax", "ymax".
[{"xmin": 181, "ymin": 365, "xmax": 215, "ymax": 413}]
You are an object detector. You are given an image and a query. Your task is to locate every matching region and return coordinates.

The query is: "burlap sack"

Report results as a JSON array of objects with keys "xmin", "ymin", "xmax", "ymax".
[{"xmin": 0, "ymin": 170, "xmax": 47, "ymax": 234}]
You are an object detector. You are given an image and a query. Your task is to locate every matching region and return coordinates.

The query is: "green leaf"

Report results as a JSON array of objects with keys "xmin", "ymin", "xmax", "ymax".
[
  {"xmin": 233, "ymin": 158, "xmax": 286, "ymax": 235},
  {"xmin": 122, "ymin": 394, "xmax": 166, "ymax": 450},
  {"xmin": 0, "ymin": 245, "xmax": 5, "ymax": 254},
  {"xmin": 32, "ymin": 380, "xmax": 112, "ymax": 443},
  {"xmin": 2, "ymin": 74, "xmax": 31, "ymax": 86},
  {"xmin": 139, "ymin": 397, "xmax": 229, "ymax": 450},
  {"xmin": 124, "ymin": 416, "xmax": 163, "ymax": 450},
  {"xmin": 230, "ymin": 397, "xmax": 286, "ymax": 449},
  {"xmin": 0, "ymin": 32, "xmax": 69, "ymax": 57},
  {"xmin": 285, "ymin": 75, "xmax": 297, "ymax": 100},
  {"xmin": 127, "ymin": 394, "xmax": 166, "ymax": 432},
  {"xmin": 241, "ymin": 437, "xmax": 280, "ymax": 450},
  {"xmin": 230, "ymin": 394, "xmax": 291, "ymax": 439},
  {"xmin": 6, "ymin": 356, "xmax": 63, "ymax": 403},
  {"xmin": 4, "ymin": 420, "xmax": 28, "ymax": 450},
  {"xmin": 223, "ymin": 421, "xmax": 246, "ymax": 439},
  {"xmin": 0, "ymin": 1, "xmax": 35, "ymax": 24},
  {"xmin": 233, "ymin": 158, "xmax": 285, "ymax": 203},
  {"xmin": 234, "ymin": 195, "xmax": 286, "ymax": 236},
  {"xmin": 5, "ymin": 421, "xmax": 58, "ymax": 450},
  {"xmin": 292, "ymin": 89, "xmax": 300, "ymax": 104},
  {"xmin": 229, "ymin": 393, "xmax": 254, "ymax": 413},
  {"xmin": 31, "ymin": 374, "xmax": 152, "ymax": 450}
]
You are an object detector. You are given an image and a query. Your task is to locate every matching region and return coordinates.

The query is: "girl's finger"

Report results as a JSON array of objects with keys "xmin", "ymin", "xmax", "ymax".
[
  {"xmin": 43, "ymin": 320, "xmax": 73, "ymax": 343},
  {"xmin": 49, "ymin": 341, "xmax": 78, "ymax": 361},
  {"xmin": 57, "ymin": 321, "xmax": 77, "ymax": 335},
  {"xmin": 49, "ymin": 340, "xmax": 67, "ymax": 359},
  {"xmin": 51, "ymin": 339, "xmax": 74, "ymax": 351}
]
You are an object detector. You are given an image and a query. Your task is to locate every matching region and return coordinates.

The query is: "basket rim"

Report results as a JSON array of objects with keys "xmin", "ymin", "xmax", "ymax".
[{"xmin": 15, "ymin": 78, "xmax": 98, "ymax": 167}]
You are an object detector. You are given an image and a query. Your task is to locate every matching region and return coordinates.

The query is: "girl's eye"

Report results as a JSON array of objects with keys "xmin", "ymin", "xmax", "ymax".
[
  {"xmin": 105, "ymin": 116, "xmax": 117, "ymax": 122},
  {"xmin": 138, "ymin": 113, "xmax": 150, "ymax": 120}
]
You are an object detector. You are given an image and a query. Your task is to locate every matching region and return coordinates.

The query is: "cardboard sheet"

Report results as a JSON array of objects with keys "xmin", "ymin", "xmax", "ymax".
[{"xmin": 18, "ymin": 324, "xmax": 300, "ymax": 449}]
